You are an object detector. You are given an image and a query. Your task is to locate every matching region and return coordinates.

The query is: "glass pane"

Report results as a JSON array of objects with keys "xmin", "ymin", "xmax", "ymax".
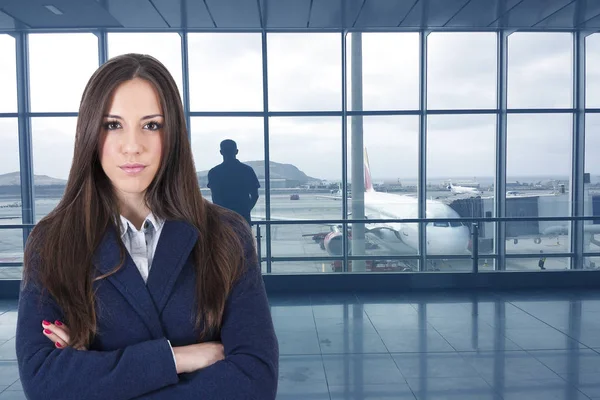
[
  {"xmin": 584, "ymin": 257, "xmax": 600, "ymax": 270},
  {"xmin": 29, "ymin": 33, "xmax": 98, "ymax": 112},
  {"xmin": 269, "ymin": 116, "xmax": 342, "ymax": 221},
  {"xmin": 0, "ymin": 35, "xmax": 17, "ymax": 113},
  {"xmin": 427, "ymin": 115, "xmax": 496, "ymax": 259},
  {"xmin": 508, "ymin": 33, "xmax": 572, "ymax": 109},
  {"xmin": 271, "ymin": 261, "xmax": 338, "ymax": 274},
  {"xmin": 267, "ymin": 33, "xmax": 341, "ymax": 111},
  {"xmin": 0, "ymin": 119, "xmax": 20, "ymax": 224},
  {"xmin": 188, "ymin": 33, "xmax": 262, "ymax": 111},
  {"xmin": 0, "ymin": 228, "xmax": 23, "ymax": 267},
  {"xmin": 428, "ymin": 32, "xmax": 496, "ymax": 110},
  {"xmin": 585, "ymin": 114, "xmax": 600, "ymax": 268},
  {"xmin": 346, "ymin": 116, "xmax": 419, "ymax": 262},
  {"xmin": 347, "ymin": 32, "xmax": 419, "ymax": 111},
  {"xmin": 31, "ymin": 118, "xmax": 74, "ymax": 222},
  {"xmin": 586, "ymin": 34, "xmax": 600, "ymax": 108},
  {"xmin": 506, "ymin": 114, "xmax": 572, "ymax": 256},
  {"xmin": 505, "ymin": 257, "xmax": 570, "ymax": 271},
  {"xmin": 108, "ymin": 33, "xmax": 183, "ymax": 97},
  {"xmin": 190, "ymin": 117, "xmax": 265, "ymax": 221},
  {"xmin": 270, "ymin": 223, "xmax": 342, "ymax": 258}
]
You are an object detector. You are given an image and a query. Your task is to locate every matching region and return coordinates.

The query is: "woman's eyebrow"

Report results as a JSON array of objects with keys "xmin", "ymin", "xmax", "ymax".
[{"xmin": 103, "ymin": 114, "xmax": 164, "ymax": 120}]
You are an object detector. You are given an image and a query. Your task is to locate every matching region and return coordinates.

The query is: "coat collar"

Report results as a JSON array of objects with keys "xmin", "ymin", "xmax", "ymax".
[{"xmin": 94, "ymin": 220, "xmax": 199, "ymax": 337}]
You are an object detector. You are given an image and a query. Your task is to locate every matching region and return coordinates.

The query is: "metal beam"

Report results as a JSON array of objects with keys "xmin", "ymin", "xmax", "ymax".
[
  {"xmin": 180, "ymin": 31, "xmax": 191, "ymax": 139},
  {"xmin": 571, "ymin": 31, "xmax": 586, "ymax": 269},
  {"xmin": 350, "ymin": 32, "xmax": 366, "ymax": 272},
  {"xmin": 15, "ymin": 32, "xmax": 35, "ymax": 246},
  {"xmin": 261, "ymin": 30, "xmax": 272, "ymax": 273},
  {"xmin": 495, "ymin": 30, "xmax": 508, "ymax": 271},
  {"xmin": 341, "ymin": 31, "xmax": 349, "ymax": 272},
  {"xmin": 418, "ymin": 30, "xmax": 428, "ymax": 272}
]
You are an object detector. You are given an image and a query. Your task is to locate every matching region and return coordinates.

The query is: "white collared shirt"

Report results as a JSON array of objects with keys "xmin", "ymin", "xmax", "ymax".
[
  {"xmin": 119, "ymin": 213, "xmax": 176, "ymax": 368},
  {"xmin": 119, "ymin": 213, "xmax": 165, "ymax": 284}
]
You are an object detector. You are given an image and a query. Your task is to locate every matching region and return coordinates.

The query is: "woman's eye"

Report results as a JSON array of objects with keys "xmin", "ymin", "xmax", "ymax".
[
  {"xmin": 145, "ymin": 121, "xmax": 162, "ymax": 131},
  {"xmin": 104, "ymin": 121, "xmax": 121, "ymax": 130}
]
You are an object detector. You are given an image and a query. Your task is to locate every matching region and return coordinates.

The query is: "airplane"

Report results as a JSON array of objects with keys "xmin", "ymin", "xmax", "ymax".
[
  {"xmin": 259, "ymin": 148, "xmax": 472, "ymax": 259},
  {"xmin": 447, "ymin": 181, "xmax": 482, "ymax": 196}
]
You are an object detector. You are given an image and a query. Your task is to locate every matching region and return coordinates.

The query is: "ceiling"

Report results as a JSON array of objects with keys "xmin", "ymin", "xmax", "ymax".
[{"xmin": 0, "ymin": 0, "xmax": 599, "ymax": 31}]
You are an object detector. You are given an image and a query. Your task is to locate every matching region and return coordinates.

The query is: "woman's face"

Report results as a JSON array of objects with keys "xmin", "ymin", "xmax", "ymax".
[{"xmin": 100, "ymin": 78, "xmax": 163, "ymax": 198}]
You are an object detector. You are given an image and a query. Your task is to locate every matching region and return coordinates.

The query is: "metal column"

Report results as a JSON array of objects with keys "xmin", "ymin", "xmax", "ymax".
[
  {"xmin": 350, "ymin": 32, "xmax": 366, "ymax": 272},
  {"xmin": 261, "ymin": 30, "xmax": 272, "ymax": 273},
  {"xmin": 180, "ymin": 30, "xmax": 192, "ymax": 140},
  {"xmin": 571, "ymin": 31, "xmax": 586, "ymax": 269},
  {"xmin": 418, "ymin": 31, "xmax": 428, "ymax": 272},
  {"xmin": 495, "ymin": 31, "xmax": 508, "ymax": 270},
  {"xmin": 15, "ymin": 32, "xmax": 35, "ymax": 244},
  {"xmin": 341, "ymin": 31, "xmax": 349, "ymax": 271}
]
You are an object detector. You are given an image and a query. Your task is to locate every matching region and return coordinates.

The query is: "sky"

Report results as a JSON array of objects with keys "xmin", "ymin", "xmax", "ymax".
[{"xmin": 1, "ymin": 31, "xmax": 600, "ymax": 183}]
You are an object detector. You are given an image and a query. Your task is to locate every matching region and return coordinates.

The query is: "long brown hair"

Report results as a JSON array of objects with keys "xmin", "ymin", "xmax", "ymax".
[{"xmin": 23, "ymin": 53, "xmax": 248, "ymax": 348}]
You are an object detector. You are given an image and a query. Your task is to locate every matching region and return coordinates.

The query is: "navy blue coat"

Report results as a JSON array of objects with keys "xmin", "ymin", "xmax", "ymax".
[{"xmin": 16, "ymin": 219, "xmax": 279, "ymax": 399}]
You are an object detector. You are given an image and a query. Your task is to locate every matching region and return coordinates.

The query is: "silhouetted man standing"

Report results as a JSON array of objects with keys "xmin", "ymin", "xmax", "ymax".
[{"xmin": 207, "ymin": 140, "xmax": 260, "ymax": 225}]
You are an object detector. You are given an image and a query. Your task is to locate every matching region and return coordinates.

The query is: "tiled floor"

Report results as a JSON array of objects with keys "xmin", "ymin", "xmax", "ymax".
[{"xmin": 5, "ymin": 290, "xmax": 600, "ymax": 399}]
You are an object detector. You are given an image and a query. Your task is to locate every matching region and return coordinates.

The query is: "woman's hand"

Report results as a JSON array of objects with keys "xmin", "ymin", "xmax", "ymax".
[
  {"xmin": 172, "ymin": 342, "xmax": 224, "ymax": 374},
  {"xmin": 41, "ymin": 320, "xmax": 87, "ymax": 351}
]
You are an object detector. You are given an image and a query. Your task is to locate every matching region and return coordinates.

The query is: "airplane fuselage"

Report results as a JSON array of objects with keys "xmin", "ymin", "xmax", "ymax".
[{"xmin": 359, "ymin": 191, "xmax": 471, "ymax": 256}]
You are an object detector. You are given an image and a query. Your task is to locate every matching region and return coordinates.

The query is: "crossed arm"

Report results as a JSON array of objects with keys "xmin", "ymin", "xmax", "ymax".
[{"xmin": 16, "ymin": 257, "xmax": 279, "ymax": 400}]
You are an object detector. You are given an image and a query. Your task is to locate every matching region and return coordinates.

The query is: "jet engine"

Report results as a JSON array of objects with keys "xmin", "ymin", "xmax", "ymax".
[{"xmin": 323, "ymin": 231, "xmax": 345, "ymax": 256}]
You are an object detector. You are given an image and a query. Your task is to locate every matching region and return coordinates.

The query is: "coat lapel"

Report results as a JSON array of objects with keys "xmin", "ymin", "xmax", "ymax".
[
  {"xmin": 146, "ymin": 220, "xmax": 199, "ymax": 314},
  {"xmin": 93, "ymin": 227, "xmax": 164, "ymax": 339}
]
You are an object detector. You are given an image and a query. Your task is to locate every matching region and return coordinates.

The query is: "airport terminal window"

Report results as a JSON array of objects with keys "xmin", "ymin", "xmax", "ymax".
[
  {"xmin": 31, "ymin": 118, "xmax": 76, "ymax": 222},
  {"xmin": 189, "ymin": 117, "xmax": 265, "ymax": 220},
  {"xmin": 108, "ymin": 33, "xmax": 183, "ymax": 97},
  {"xmin": 508, "ymin": 33, "xmax": 573, "ymax": 109},
  {"xmin": 585, "ymin": 114, "xmax": 600, "ymax": 269},
  {"xmin": 506, "ymin": 114, "xmax": 572, "ymax": 265},
  {"xmin": 0, "ymin": 35, "xmax": 17, "ymax": 113},
  {"xmin": 427, "ymin": 32, "xmax": 496, "ymax": 110},
  {"xmin": 267, "ymin": 33, "xmax": 341, "ymax": 111},
  {"xmin": 344, "ymin": 116, "xmax": 419, "ymax": 268},
  {"xmin": 586, "ymin": 33, "xmax": 600, "ymax": 108},
  {"xmin": 0, "ymin": 118, "xmax": 21, "ymax": 223},
  {"xmin": 426, "ymin": 115, "xmax": 495, "ymax": 259},
  {"xmin": 188, "ymin": 33, "xmax": 262, "ymax": 112},
  {"xmin": 347, "ymin": 32, "xmax": 419, "ymax": 111},
  {"xmin": 29, "ymin": 33, "xmax": 98, "ymax": 112},
  {"xmin": 585, "ymin": 114, "xmax": 600, "ymax": 218},
  {"xmin": 269, "ymin": 117, "xmax": 343, "ymax": 266}
]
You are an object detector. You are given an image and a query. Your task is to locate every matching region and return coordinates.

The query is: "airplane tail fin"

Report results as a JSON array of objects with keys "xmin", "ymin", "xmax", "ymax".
[{"xmin": 364, "ymin": 148, "xmax": 374, "ymax": 193}]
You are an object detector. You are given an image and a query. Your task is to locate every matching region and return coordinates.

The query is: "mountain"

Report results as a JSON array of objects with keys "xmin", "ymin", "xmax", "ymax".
[
  {"xmin": 197, "ymin": 161, "xmax": 320, "ymax": 187},
  {"xmin": 0, "ymin": 172, "xmax": 68, "ymax": 186}
]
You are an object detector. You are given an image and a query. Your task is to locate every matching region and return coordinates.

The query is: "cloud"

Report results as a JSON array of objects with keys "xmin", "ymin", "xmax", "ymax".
[
  {"xmin": 28, "ymin": 33, "xmax": 99, "ymax": 112},
  {"xmin": 0, "ymin": 118, "xmax": 19, "ymax": 176},
  {"xmin": 0, "ymin": 35, "xmax": 17, "ymax": 113},
  {"xmin": 1, "ymin": 30, "xmax": 597, "ymax": 184}
]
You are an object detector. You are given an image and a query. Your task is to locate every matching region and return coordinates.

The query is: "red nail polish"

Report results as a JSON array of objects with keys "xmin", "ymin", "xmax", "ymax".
[
  {"xmin": 55, "ymin": 321, "xmax": 63, "ymax": 326},
  {"xmin": 42, "ymin": 320, "xmax": 50, "ymax": 326},
  {"xmin": 44, "ymin": 329, "xmax": 52, "ymax": 334},
  {"xmin": 55, "ymin": 342, "xmax": 62, "ymax": 348}
]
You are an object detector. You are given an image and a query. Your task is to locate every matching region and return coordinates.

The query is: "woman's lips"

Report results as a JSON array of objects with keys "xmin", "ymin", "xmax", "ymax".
[{"xmin": 120, "ymin": 165, "xmax": 146, "ymax": 175}]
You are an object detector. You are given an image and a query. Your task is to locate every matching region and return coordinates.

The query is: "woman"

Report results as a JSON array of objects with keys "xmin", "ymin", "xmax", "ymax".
[{"xmin": 16, "ymin": 53, "xmax": 279, "ymax": 400}]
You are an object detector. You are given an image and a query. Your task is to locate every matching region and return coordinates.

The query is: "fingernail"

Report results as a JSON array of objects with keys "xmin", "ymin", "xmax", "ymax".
[
  {"xmin": 55, "ymin": 342, "xmax": 62, "ymax": 348},
  {"xmin": 43, "ymin": 329, "xmax": 52, "ymax": 334},
  {"xmin": 42, "ymin": 320, "xmax": 51, "ymax": 326},
  {"xmin": 55, "ymin": 321, "xmax": 63, "ymax": 326}
]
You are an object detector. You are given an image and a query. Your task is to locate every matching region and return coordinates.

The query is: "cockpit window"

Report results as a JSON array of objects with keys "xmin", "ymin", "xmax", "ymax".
[
  {"xmin": 450, "ymin": 221, "xmax": 463, "ymax": 227},
  {"xmin": 433, "ymin": 222, "xmax": 449, "ymax": 227}
]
